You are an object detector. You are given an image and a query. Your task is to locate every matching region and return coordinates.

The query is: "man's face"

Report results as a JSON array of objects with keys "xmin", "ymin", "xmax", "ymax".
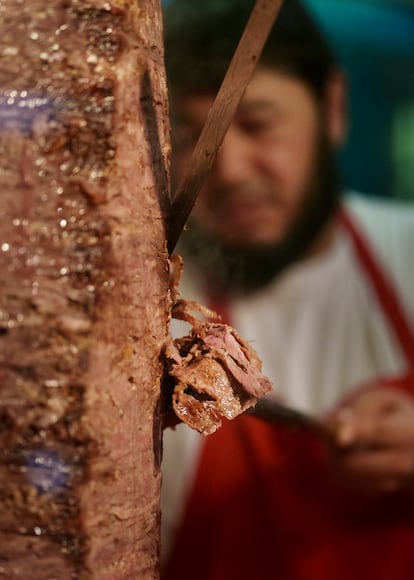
[{"xmin": 173, "ymin": 67, "xmax": 338, "ymax": 250}]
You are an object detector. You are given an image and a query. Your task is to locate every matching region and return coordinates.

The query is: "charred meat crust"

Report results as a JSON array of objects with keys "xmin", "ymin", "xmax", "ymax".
[{"xmin": 165, "ymin": 320, "xmax": 272, "ymax": 436}]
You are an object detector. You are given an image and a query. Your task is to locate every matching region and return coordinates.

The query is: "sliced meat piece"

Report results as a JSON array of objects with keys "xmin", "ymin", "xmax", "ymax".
[{"xmin": 166, "ymin": 321, "xmax": 272, "ymax": 435}]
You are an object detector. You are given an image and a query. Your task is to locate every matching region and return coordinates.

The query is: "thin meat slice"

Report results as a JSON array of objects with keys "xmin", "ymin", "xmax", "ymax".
[{"xmin": 166, "ymin": 321, "xmax": 272, "ymax": 435}]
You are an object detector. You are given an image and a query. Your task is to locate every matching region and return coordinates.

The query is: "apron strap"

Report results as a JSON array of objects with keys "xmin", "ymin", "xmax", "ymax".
[{"xmin": 339, "ymin": 207, "xmax": 414, "ymax": 366}]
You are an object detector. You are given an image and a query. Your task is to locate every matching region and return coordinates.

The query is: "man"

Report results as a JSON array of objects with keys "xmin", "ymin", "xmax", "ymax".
[{"xmin": 161, "ymin": 1, "xmax": 414, "ymax": 578}]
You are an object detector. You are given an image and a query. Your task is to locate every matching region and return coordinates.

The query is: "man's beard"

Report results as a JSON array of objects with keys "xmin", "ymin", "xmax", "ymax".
[{"xmin": 179, "ymin": 131, "xmax": 341, "ymax": 296}]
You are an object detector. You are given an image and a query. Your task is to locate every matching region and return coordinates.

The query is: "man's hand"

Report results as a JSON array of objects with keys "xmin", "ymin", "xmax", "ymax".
[{"xmin": 327, "ymin": 387, "xmax": 414, "ymax": 494}]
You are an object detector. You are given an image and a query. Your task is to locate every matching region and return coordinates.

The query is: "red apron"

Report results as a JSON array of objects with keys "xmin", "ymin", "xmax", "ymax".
[{"xmin": 163, "ymin": 210, "xmax": 414, "ymax": 580}]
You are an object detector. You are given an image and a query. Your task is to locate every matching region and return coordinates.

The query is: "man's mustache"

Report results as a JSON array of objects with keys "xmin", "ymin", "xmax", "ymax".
[{"xmin": 208, "ymin": 182, "xmax": 286, "ymax": 211}]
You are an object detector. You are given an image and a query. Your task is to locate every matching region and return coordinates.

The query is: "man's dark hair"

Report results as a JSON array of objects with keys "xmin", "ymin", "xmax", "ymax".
[{"xmin": 163, "ymin": 0, "xmax": 338, "ymax": 99}]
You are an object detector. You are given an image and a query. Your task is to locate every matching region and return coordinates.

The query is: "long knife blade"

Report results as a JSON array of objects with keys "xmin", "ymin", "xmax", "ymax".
[
  {"xmin": 167, "ymin": 0, "xmax": 285, "ymax": 254},
  {"xmin": 249, "ymin": 399, "xmax": 336, "ymax": 445}
]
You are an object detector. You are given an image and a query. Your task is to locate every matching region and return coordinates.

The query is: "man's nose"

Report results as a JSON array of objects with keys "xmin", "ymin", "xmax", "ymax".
[{"xmin": 212, "ymin": 127, "xmax": 253, "ymax": 185}]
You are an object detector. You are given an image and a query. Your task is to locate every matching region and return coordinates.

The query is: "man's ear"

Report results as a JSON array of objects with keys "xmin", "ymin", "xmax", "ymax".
[{"xmin": 325, "ymin": 70, "xmax": 347, "ymax": 146}]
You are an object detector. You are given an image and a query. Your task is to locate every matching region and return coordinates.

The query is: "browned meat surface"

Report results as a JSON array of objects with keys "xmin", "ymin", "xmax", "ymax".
[
  {"xmin": 0, "ymin": 0, "xmax": 170, "ymax": 578},
  {"xmin": 164, "ymin": 256, "xmax": 272, "ymax": 435},
  {"xmin": 166, "ymin": 320, "xmax": 272, "ymax": 436}
]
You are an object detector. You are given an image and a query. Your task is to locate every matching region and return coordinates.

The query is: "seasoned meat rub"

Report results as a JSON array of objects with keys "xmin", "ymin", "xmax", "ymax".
[{"xmin": 0, "ymin": 0, "xmax": 170, "ymax": 577}]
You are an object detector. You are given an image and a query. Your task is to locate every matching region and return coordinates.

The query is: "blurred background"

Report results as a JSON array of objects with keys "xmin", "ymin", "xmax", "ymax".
[
  {"xmin": 305, "ymin": 0, "xmax": 414, "ymax": 201},
  {"xmin": 162, "ymin": 0, "xmax": 414, "ymax": 201}
]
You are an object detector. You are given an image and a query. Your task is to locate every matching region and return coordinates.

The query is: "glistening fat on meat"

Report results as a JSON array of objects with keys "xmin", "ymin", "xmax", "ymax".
[
  {"xmin": 0, "ymin": 1, "xmax": 170, "ymax": 578},
  {"xmin": 165, "ymin": 256, "xmax": 272, "ymax": 436}
]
